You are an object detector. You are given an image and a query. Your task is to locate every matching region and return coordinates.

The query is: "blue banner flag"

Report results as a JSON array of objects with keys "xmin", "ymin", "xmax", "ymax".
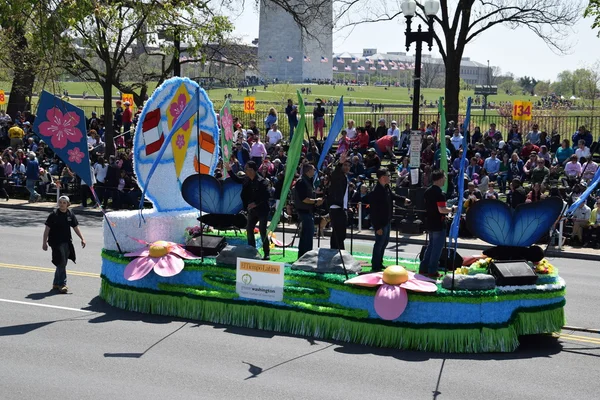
[
  {"xmin": 449, "ymin": 97, "xmax": 472, "ymax": 250},
  {"xmin": 566, "ymin": 167, "xmax": 600, "ymax": 215},
  {"xmin": 316, "ymin": 96, "xmax": 344, "ymax": 175},
  {"xmin": 33, "ymin": 91, "xmax": 93, "ymax": 186}
]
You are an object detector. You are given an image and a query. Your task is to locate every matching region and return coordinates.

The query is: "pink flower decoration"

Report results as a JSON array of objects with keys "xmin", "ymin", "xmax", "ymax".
[
  {"xmin": 123, "ymin": 240, "xmax": 199, "ymax": 281},
  {"xmin": 38, "ymin": 108, "xmax": 83, "ymax": 149},
  {"xmin": 176, "ymin": 134, "xmax": 185, "ymax": 149},
  {"xmin": 169, "ymin": 94, "xmax": 190, "ymax": 131},
  {"xmin": 345, "ymin": 266, "xmax": 437, "ymax": 320},
  {"xmin": 221, "ymin": 107, "xmax": 234, "ymax": 141},
  {"xmin": 67, "ymin": 147, "xmax": 85, "ymax": 164},
  {"xmin": 223, "ymin": 145, "xmax": 229, "ymax": 159}
]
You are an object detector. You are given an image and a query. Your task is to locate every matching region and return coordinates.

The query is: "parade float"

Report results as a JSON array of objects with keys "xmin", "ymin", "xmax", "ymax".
[{"xmin": 96, "ymin": 79, "xmax": 565, "ymax": 353}]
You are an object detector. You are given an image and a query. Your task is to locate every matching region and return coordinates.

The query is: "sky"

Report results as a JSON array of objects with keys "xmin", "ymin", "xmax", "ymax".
[{"xmin": 231, "ymin": 4, "xmax": 599, "ymax": 82}]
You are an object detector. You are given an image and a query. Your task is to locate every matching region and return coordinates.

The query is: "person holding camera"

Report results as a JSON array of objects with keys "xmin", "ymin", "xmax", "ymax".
[{"xmin": 294, "ymin": 163, "xmax": 323, "ymax": 258}]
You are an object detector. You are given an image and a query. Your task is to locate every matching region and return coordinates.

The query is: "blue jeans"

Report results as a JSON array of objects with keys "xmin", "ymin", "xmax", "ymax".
[
  {"xmin": 371, "ymin": 223, "xmax": 391, "ymax": 271},
  {"xmin": 420, "ymin": 229, "xmax": 446, "ymax": 274},
  {"xmin": 26, "ymin": 179, "xmax": 39, "ymax": 202},
  {"xmin": 298, "ymin": 211, "xmax": 314, "ymax": 258},
  {"xmin": 289, "ymin": 121, "xmax": 297, "ymax": 142},
  {"xmin": 497, "ymin": 174, "xmax": 508, "ymax": 193}
]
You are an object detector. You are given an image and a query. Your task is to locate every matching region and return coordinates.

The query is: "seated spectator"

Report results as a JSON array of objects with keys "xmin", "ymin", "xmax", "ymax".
[
  {"xmin": 483, "ymin": 150, "xmax": 500, "ymax": 181},
  {"xmin": 347, "ymin": 119, "xmax": 357, "ymax": 140},
  {"xmin": 375, "ymin": 118, "xmax": 387, "ymax": 139},
  {"xmin": 575, "ymin": 139, "xmax": 591, "ymax": 161},
  {"xmin": 562, "ymin": 155, "xmax": 582, "ymax": 188},
  {"xmin": 526, "ymin": 182, "xmax": 546, "ymax": 203},
  {"xmin": 523, "ymin": 153, "xmax": 538, "ymax": 181},
  {"xmin": 421, "ymin": 144, "xmax": 434, "ymax": 166},
  {"xmin": 530, "ymin": 158, "xmax": 550, "ymax": 189},
  {"xmin": 584, "ymin": 198, "xmax": 600, "ymax": 248},
  {"xmin": 306, "ymin": 144, "xmax": 320, "ymax": 165},
  {"xmin": 555, "ymin": 139, "xmax": 574, "ymax": 166},
  {"xmin": 352, "ymin": 127, "xmax": 370, "ymax": 153},
  {"xmin": 497, "ymin": 153, "xmax": 510, "ymax": 193},
  {"xmin": 450, "ymin": 128, "xmax": 464, "ymax": 153},
  {"xmin": 520, "ymin": 141, "xmax": 540, "ymax": 160},
  {"xmin": 538, "ymin": 145, "xmax": 551, "ymax": 165},
  {"xmin": 466, "ymin": 157, "xmax": 481, "ymax": 181},
  {"xmin": 11, "ymin": 157, "xmax": 26, "ymax": 184},
  {"xmin": 258, "ymin": 156, "xmax": 275, "ymax": 178},
  {"xmin": 486, "ymin": 123, "xmax": 502, "ymax": 142},
  {"xmin": 396, "ymin": 157, "xmax": 411, "ymax": 187},
  {"xmin": 60, "ymin": 165, "xmax": 75, "ymax": 187},
  {"xmin": 349, "ymin": 156, "xmax": 365, "ymax": 178},
  {"xmin": 463, "ymin": 181, "xmax": 483, "ymax": 201},
  {"xmin": 506, "ymin": 124, "xmax": 523, "ymax": 153},
  {"xmin": 570, "ymin": 201, "xmax": 591, "ymax": 245},
  {"xmin": 507, "ymin": 179, "xmax": 527, "ymax": 209},
  {"xmin": 484, "ymin": 182, "xmax": 499, "ymax": 200},
  {"xmin": 526, "ymin": 124, "xmax": 541, "ymax": 145},
  {"xmin": 266, "ymin": 123, "xmax": 282, "ymax": 148},
  {"xmin": 581, "ymin": 157, "xmax": 598, "ymax": 183},
  {"xmin": 470, "ymin": 126, "xmax": 482, "ymax": 146},
  {"xmin": 538, "ymin": 131, "xmax": 551, "ymax": 148},
  {"xmin": 350, "ymin": 184, "xmax": 370, "ymax": 228},
  {"xmin": 477, "ymin": 168, "xmax": 489, "ymax": 193},
  {"xmin": 364, "ymin": 148, "xmax": 381, "ymax": 176}
]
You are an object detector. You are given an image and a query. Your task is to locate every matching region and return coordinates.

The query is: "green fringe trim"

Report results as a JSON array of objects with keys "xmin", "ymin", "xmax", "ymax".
[{"xmin": 100, "ymin": 279, "xmax": 565, "ymax": 353}]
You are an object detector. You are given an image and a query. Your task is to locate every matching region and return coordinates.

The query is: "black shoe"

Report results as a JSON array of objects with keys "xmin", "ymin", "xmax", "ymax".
[{"xmin": 262, "ymin": 255, "xmax": 270, "ymax": 261}]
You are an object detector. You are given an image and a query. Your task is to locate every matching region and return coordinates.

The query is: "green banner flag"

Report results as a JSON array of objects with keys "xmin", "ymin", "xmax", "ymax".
[
  {"xmin": 438, "ymin": 97, "xmax": 448, "ymax": 192},
  {"xmin": 219, "ymin": 98, "xmax": 234, "ymax": 162},
  {"xmin": 268, "ymin": 91, "xmax": 305, "ymax": 233}
]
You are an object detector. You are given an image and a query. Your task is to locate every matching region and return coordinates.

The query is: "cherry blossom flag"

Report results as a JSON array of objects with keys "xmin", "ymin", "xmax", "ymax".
[{"xmin": 33, "ymin": 90, "xmax": 93, "ymax": 186}]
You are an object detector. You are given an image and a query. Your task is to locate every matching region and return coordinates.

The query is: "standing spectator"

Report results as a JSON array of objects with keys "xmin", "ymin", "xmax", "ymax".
[
  {"xmin": 122, "ymin": 101, "xmax": 133, "ymax": 143},
  {"xmin": 313, "ymin": 100, "xmax": 325, "ymax": 140},
  {"xmin": 42, "ymin": 196, "xmax": 86, "ymax": 294},
  {"xmin": 375, "ymin": 118, "xmax": 387, "ymax": 140},
  {"xmin": 369, "ymin": 168, "xmax": 410, "ymax": 272},
  {"xmin": 264, "ymin": 108, "xmax": 278, "ymax": 136},
  {"xmin": 225, "ymin": 161, "xmax": 271, "ymax": 260},
  {"xmin": 294, "ymin": 163, "xmax": 323, "ymax": 258},
  {"xmin": 8, "ymin": 122, "xmax": 24, "ymax": 149},
  {"xmin": 250, "ymin": 135, "xmax": 267, "ymax": 165},
  {"xmin": 94, "ymin": 156, "xmax": 108, "ymax": 207},
  {"xmin": 104, "ymin": 155, "xmax": 121, "ymax": 209},
  {"xmin": 365, "ymin": 120, "xmax": 376, "ymax": 143},
  {"xmin": 0, "ymin": 157, "xmax": 9, "ymax": 201},
  {"xmin": 285, "ymin": 100, "xmax": 298, "ymax": 141},
  {"xmin": 420, "ymin": 170, "xmax": 454, "ymax": 278},
  {"xmin": 113, "ymin": 100, "xmax": 123, "ymax": 133},
  {"xmin": 25, "ymin": 152, "xmax": 41, "ymax": 203},
  {"xmin": 80, "ymin": 163, "xmax": 96, "ymax": 207}
]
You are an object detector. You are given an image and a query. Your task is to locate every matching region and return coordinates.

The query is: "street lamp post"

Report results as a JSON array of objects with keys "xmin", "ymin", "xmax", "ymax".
[{"xmin": 401, "ymin": 0, "xmax": 440, "ymax": 130}]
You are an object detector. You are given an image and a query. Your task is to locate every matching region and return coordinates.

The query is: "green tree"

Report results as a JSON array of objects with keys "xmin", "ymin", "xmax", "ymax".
[
  {"xmin": 53, "ymin": 0, "xmax": 233, "ymax": 155},
  {"xmin": 499, "ymin": 79, "xmax": 522, "ymax": 96},
  {"xmin": 551, "ymin": 70, "xmax": 575, "ymax": 96},
  {"xmin": 585, "ymin": 0, "xmax": 600, "ymax": 36},
  {"xmin": 534, "ymin": 80, "xmax": 551, "ymax": 97}
]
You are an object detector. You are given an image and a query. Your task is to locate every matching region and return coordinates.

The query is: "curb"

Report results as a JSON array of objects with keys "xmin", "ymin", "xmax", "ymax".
[{"xmin": 3, "ymin": 203, "xmax": 598, "ymax": 261}]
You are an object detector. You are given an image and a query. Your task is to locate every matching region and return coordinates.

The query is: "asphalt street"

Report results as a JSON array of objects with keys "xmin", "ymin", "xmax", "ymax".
[{"xmin": 1, "ymin": 208, "xmax": 600, "ymax": 400}]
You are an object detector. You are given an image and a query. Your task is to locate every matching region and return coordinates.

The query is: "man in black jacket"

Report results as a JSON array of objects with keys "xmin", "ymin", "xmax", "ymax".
[
  {"xmin": 226, "ymin": 160, "xmax": 271, "ymax": 259},
  {"xmin": 369, "ymin": 169, "xmax": 411, "ymax": 271},
  {"xmin": 328, "ymin": 152, "xmax": 351, "ymax": 249},
  {"xmin": 294, "ymin": 163, "xmax": 323, "ymax": 258}
]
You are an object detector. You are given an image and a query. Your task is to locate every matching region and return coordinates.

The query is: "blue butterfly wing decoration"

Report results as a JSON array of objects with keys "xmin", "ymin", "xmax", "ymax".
[
  {"xmin": 181, "ymin": 174, "xmax": 243, "ymax": 214},
  {"xmin": 465, "ymin": 200, "xmax": 512, "ymax": 246},
  {"xmin": 466, "ymin": 197, "xmax": 564, "ymax": 247}
]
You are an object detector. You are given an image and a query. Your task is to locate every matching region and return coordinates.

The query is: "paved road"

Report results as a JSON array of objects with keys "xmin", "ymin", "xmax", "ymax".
[{"xmin": 1, "ymin": 208, "xmax": 600, "ymax": 400}]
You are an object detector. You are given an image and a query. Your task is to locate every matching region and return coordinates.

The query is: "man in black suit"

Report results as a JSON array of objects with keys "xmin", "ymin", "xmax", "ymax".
[
  {"xmin": 327, "ymin": 152, "xmax": 351, "ymax": 250},
  {"xmin": 225, "ymin": 160, "xmax": 271, "ymax": 260},
  {"xmin": 369, "ymin": 168, "xmax": 411, "ymax": 271}
]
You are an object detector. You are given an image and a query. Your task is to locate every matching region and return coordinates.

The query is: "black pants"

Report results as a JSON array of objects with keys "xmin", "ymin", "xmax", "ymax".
[
  {"xmin": 330, "ymin": 208, "xmax": 347, "ymax": 250},
  {"xmin": 247, "ymin": 210, "xmax": 269, "ymax": 256},
  {"xmin": 81, "ymin": 185, "xmax": 92, "ymax": 207}
]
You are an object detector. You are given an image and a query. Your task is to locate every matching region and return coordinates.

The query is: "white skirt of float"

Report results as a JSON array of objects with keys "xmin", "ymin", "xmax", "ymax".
[{"xmin": 103, "ymin": 209, "xmax": 200, "ymax": 252}]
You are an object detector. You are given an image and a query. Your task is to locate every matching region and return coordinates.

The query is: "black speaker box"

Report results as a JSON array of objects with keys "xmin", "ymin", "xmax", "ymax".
[
  {"xmin": 185, "ymin": 235, "xmax": 226, "ymax": 256},
  {"xmin": 489, "ymin": 260, "xmax": 537, "ymax": 286}
]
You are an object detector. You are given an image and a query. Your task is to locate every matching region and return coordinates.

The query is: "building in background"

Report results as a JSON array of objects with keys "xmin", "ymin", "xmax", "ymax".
[{"xmin": 257, "ymin": 0, "xmax": 333, "ymax": 82}]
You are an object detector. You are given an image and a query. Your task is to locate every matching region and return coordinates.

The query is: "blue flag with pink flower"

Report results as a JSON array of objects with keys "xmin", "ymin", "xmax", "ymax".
[{"xmin": 33, "ymin": 91, "xmax": 93, "ymax": 185}]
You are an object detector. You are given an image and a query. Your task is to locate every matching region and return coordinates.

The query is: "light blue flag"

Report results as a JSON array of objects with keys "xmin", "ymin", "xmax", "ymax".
[
  {"xmin": 449, "ymin": 97, "xmax": 472, "ymax": 251},
  {"xmin": 566, "ymin": 167, "xmax": 600, "ymax": 215},
  {"xmin": 315, "ymin": 96, "xmax": 344, "ymax": 183},
  {"xmin": 139, "ymin": 87, "xmax": 200, "ymax": 210}
]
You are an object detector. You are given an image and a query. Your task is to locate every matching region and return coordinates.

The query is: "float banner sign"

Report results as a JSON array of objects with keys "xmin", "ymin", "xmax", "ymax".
[
  {"xmin": 410, "ymin": 132, "xmax": 421, "ymax": 184},
  {"xmin": 236, "ymin": 258, "xmax": 284, "ymax": 301}
]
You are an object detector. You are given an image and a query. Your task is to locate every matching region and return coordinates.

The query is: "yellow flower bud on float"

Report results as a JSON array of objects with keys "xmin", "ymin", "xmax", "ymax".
[{"xmin": 382, "ymin": 265, "xmax": 410, "ymax": 285}]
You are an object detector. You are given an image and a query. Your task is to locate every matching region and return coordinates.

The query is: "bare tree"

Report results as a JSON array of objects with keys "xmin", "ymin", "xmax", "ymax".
[
  {"xmin": 336, "ymin": 0, "xmax": 584, "ymax": 122},
  {"xmin": 421, "ymin": 58, "xmax": 445, "ymax": 88}
]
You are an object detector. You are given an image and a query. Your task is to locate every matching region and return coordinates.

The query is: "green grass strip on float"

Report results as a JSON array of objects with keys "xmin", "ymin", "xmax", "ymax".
[{"xmin": 100, "ymin": 279, "xmax": 565, "ymax": 353}]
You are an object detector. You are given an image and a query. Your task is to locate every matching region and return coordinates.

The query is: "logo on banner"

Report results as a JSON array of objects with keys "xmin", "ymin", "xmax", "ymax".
[{"xmin": 236, "ymin": 258, "xmax": 284, "ymax": 301}]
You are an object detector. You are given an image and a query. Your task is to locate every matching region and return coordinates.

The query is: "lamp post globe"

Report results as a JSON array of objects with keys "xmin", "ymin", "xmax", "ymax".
[
  {"xmin": 424, "ymin": 0, "xmax": 440, "ymax": 17},
  {"xmin": 400, "ymin": 0, "xmax": 417, "ymax": 17}
]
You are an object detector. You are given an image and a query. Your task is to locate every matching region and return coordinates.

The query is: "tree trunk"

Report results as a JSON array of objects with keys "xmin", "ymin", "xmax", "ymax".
[
  {"xmin": 444, "ymin": 54, "xmax": 462, "ymax": 124},
  {"xmin": 103, "ymin": 81, "xmax": 115, "ymax": 156},
  {"xmin": 6, "ymin": 26, "xmax": 36, "ymax": 120}
]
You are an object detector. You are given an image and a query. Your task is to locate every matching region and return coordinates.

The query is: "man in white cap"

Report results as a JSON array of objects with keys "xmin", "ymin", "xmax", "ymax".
[{"xmin": 42, "ymin": 196, "xmax": 86, "ymax": 294}]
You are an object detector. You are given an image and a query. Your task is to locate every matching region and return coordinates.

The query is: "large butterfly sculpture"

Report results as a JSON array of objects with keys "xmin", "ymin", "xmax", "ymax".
[
  {"xmin": 465, "ymin": 197, "xmax": 564, "ymax": 262},
  {"xmin": 181, "ymin": 174, "xmax": 247, "ymax": 230}
]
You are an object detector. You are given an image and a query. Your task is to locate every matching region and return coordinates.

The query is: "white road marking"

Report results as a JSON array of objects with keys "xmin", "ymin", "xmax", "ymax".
[{"xmin": 0, "ymin": 298, "xmax": 92, "ymax": 313}]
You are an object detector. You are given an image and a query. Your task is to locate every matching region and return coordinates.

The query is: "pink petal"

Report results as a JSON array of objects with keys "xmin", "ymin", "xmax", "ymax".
[
  {"xmin": 374, "ymin": 284, "xmax": 408, "ymax": 320},
  {"xmin": 344, "ymin": 272, "xmax": 384, "ymax": 287},
  {"xmin": 409, "ymin": 271, "xmax": 437, "ymax": 283},
  {"xmin": 46, "ymin": 107, "xmax": 63, "ymax": 122},
  {"xmin": 169, "ymin": 244, "xmax": 200, "ymax": 260},
  {"xmin": 399, "ymin": 279, "xmax": 438, "ymax": 293},
  {"xmin": 124, "ymin": 257, "xmax": 156, "ymax": 281},
  {"xmin": 125, "ymin": 248, "xmax": 150, "ymax": 258},
  {"xmin": 153, "ymin": 253, "xmax": 185, "ymax": 277}
]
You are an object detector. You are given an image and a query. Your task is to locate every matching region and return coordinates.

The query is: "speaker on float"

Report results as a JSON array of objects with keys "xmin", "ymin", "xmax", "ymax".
[
  {"xmin": 185, "ymin": 235, "xmax": 226, "ymax": 256},
  {"xmin": 488, "ymin": 260, "xmax": 537, "ymax": 286}
]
